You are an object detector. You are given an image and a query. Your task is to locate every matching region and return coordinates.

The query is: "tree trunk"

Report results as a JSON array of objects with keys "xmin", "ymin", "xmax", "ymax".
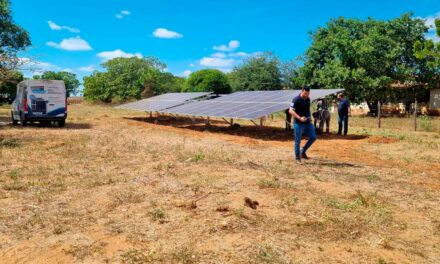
[
  {"xmin": 366, "ymin": 100, "xmax": 378, "ymax": 116},
  {"xmin": 141, "ymin": 83, "xmax": 153, "ymax": 98}
]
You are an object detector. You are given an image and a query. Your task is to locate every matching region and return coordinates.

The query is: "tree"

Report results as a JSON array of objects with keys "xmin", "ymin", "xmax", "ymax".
[
  {"xmin": 140, "ymin": 72, "xmax": 185, "ymax": 97},
  {"xmin": 414, "ymin": 18, "xmax": 440, "ymax": 71},
  {"xmin": 280, "ymin": 58, "xmax": 304, "ymax": 89},
  {"xmin": 83, "ymin": 72, "xmax": 109, "ymax": 102},
  {"xmin": 83, "ymin": 56, "xmax": 181, "ymax": 103},
  {"xmin": 229, "ymin": 53, "xmax": 282, "ymax": 91},
  {"xmin": 0, "ymin": 0, "xmax": 31, "ymax": 81},
  {"xmin": 184, "ymin": 69, "xmax": 231, "ymax": 94},
  {"xmin": 301, "ymin": 14, "xmax": 432, "ymax": 112},
  {"xmin": 0, "ymin": 70, "xmax": 22, "ymax": 103},
  {"xmin": 34, "ymin": 71, "xmax": 81, "ymax": 96}
]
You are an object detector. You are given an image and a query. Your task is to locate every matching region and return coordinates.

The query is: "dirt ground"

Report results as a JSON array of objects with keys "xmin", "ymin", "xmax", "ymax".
[{"xmin": 1, "ymin": 103, "xmax": 439, "ymax": 263}]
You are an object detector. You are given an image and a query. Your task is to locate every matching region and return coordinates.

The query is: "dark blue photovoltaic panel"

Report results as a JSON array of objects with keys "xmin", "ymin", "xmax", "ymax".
[
  {"xmin": 161, "ymin": 89, "xmax": 343, "ymax": 119},
  {"xmin": 115, "ymin": 92, "xmax": 210, "ymax": 112}
]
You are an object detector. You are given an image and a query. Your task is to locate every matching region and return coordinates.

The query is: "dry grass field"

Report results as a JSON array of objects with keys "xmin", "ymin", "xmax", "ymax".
[{"xmin": 0, "ymin": 103, "xmax": 440, "ymax": 263}]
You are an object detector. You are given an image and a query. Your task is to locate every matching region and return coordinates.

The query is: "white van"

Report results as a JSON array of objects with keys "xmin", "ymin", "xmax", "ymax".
[{"xmin": 11, "ymin": 80, "xmax": 67, "ymax": 127}]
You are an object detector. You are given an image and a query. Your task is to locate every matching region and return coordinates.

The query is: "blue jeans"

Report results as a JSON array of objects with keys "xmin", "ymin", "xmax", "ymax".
[
  {"xmin": 338, "ymin": 115, "xmax": 349, "ymax": 135},
  {"xmin": 293, "ymin": 122, "xmax": 317, "ymax": 160}
]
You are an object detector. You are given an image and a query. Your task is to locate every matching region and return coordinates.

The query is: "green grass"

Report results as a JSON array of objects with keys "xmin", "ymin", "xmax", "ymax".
[
  {"xmin": 148, "ymin": 208, "xmax": 166, "ymax": 222},
  {"xmin": 258, "ymin": 177, "xmax": 281, "ymax": 189}
]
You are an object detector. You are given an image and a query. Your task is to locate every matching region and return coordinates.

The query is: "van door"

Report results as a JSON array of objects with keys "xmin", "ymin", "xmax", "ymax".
[
  {"xmin": 44, "ymin": 83, "xmax": 66, "ymax": 116},
  {"xmin": 29, "ymin": 85, "xmax": 47, "ymax": 115}
]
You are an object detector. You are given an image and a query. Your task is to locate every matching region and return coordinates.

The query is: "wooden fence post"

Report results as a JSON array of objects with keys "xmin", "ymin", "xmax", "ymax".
[
  {"xmin": 377, "ymin": 101, "xmax": 381, "ymax": 128},
  {"xmin": 414, "ymin": 98, "xmax": 417, "ymax": 131}
]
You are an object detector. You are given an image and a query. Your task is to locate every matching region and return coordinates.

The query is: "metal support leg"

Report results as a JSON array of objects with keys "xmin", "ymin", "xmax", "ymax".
[{"xmin": 222, "ymin": 118, "xmax": 234, "ymax": 126}]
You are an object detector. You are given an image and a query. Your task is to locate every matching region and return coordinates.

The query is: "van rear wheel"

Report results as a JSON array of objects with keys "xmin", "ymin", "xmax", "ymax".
[
  {"xmin": 20, "ymin": 113, "xmax": 27, "ymax": 126},
  {"xmin": 58, "ymin": 120, "xmax": 65, "ymax": 128},
  {"xmin": 11, "ymin": 111, "xmax": 18, "ymax": 125}
]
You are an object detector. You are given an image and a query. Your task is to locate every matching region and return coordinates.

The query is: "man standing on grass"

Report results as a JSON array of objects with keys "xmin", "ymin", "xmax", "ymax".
[
  {"xmin": 337, "ymin": 93, "xmax": 351, "ymax": 136},
  {"xmin": 289, "ymin": 86, "xmax": 317, "ymax": 163}
]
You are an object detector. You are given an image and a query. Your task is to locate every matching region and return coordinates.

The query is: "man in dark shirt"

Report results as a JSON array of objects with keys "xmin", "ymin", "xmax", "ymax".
[
  {"xmin": 337, "ymin": 93, "xmax": 351, "ymax": 135},
  {"xmin": 289, "ymin": 86, "xmax": 317, "ymax": 163}
]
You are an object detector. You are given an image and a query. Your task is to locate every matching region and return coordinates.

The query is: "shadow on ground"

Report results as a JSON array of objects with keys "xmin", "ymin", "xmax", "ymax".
[
  {"xmin": 0, "ymin": 118, "xmax": 92, "ymax": 130},
  {"xmin": 124, "ymin": 116, "xmax": 368, "ymax": 142},
  {"xmin": 307, "ymin": 158, "xmax": 363, "ymax": 168}
]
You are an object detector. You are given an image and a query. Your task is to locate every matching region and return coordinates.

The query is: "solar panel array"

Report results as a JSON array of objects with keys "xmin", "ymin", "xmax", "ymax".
[
  {"xmin": 116, "ymin": 92, "xmax": 210, "ymax": 112},
  {"xmin": 160, "ymin": 89, "xmax": 343, "ymax": 120}
]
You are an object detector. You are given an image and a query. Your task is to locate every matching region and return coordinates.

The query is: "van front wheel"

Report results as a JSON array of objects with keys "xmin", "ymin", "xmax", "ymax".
[{"xmin": 58, "ymin": 120, "xmax": 65, "ymax": 128}]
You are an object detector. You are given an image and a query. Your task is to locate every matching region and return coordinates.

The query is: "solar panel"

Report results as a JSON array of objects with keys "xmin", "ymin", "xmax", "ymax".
[
  {"xmin": 116, "ymin": 92, "xmax": 210, "ymax": 112},
  {"xmin": 161, "ymin": 89, "xmax": 343, "ymax": 120}
]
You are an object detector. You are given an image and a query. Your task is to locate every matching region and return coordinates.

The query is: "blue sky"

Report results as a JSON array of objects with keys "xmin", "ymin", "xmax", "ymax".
[{"xmin": 10, "ymin": 0, "xmax": 440, "ymax": 87}]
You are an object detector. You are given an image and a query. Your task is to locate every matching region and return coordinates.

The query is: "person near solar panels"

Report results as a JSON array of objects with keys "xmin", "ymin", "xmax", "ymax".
[
  {"xmin": 337, "ymin": 93, "xmax": 351, "ymax": 136},
  {"xmin": 312, "ymin": 97, "xmax": 331, "ymax": 134},
  {"xmin": 289, "ymin": 86, "xmax": 317, "ymax": 163}
]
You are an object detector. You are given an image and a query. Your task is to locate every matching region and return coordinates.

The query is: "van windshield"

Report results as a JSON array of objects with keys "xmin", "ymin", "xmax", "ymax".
[{"xmin": 31, "ymin": 86, "xmax": 45, "ymax": 94}]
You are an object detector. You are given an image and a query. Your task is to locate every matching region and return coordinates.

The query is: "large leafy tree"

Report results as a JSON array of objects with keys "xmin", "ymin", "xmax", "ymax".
[
  {"xmin": 184, "ymin": 69, "xmax": 231, "ymax": 94},
  {"xmin": 301, "ymin": 13, "xmax": 432, "ymax": 111},
  {"xmin": 228, "ymin": 53, "xmax": 282, "ymax": 91},
  {"xmin": 34, "ymin": 71, "xmax": 81, "ymax": 96},
  {"xmin": 0, "ymin": 0, "xmax": 31, "ymax": 81},
  {"xmin": 83, "ymin": 57, "xmax": 181, "ymax": 103},
  {"xmin": 0, "ymin": 70, "xmax": 22, "ymax": 103}
]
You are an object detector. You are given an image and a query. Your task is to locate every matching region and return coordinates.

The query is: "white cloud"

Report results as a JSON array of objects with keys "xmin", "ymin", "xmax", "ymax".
[
  {"xmin": 211, "ymin": 52, "xmax": 227, "ymax": 58},
  {"xmin": 97, "ymin": 49, "xmax": 143, "ymax": 61},
  {"xmin": 116, "ymin": 10, "xmax": 131, "ymax": 19},
  {"xmin": 230, "ymin": 51, "xmax": 263, "ymax": 57},
  {"xmin": 47, "ymin": 36, "xmax": 92, "ymax": 51},
  {"xmin": 213, "ymin": 40, "xmax": 240, "ymax": 52},
  {"xmin": 182, "ymin": 70, "xmax": 192, "ymax": 77},
  {"xmin": 418, "ymin": 12, "xmax": 440, "ymax": 33},
  {"xmin": 210, "ymin": 51, "xmax": 262, "ymax": 59},
  {"xmin": 19, "ymin": 57, "xmax": 61, "ymax": 77},
  {"xmin": 79, "ymin": 65, "xmax": 96, "ymax": 72},
  {"xmin": 229, "ymin": 52, "xmax": 248, "ymax": 57},
  {"xmin": 418, "ymin": 12, "xmax": 440, "ymax": 42},
  {"xmin": 47, "ymin": 20, "xmax": 80, "ymax": 33},
  {"xmin": 190, "ymin": 63, "xmax": 195, "ymax": 67},
  {"xmin": 19, "ymin": 57, "xmax": 57, "ymax": 69},
  {"xmin": 48, "ymin": 21, "xmax": 61, "ymax": 30},
  {"xmin": 62, "ymin": 68, "xmax": 74, "ymax": 73},
  {"xmin": 196, "ymin": 40, "xmax": 261, "ymax": 70},
  {"xmin": 153, "ymin": 28, "xmax": 183, "ymax": 39},
  {"xmin": 199, "ymin": 57, "xmax": 235, "ymax": 68}
]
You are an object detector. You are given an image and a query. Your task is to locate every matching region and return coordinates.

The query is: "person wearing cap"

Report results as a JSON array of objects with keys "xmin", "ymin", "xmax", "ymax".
[{"xmin": 289, "ymin": 86, "xmax": 317, "ymax": 163}]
